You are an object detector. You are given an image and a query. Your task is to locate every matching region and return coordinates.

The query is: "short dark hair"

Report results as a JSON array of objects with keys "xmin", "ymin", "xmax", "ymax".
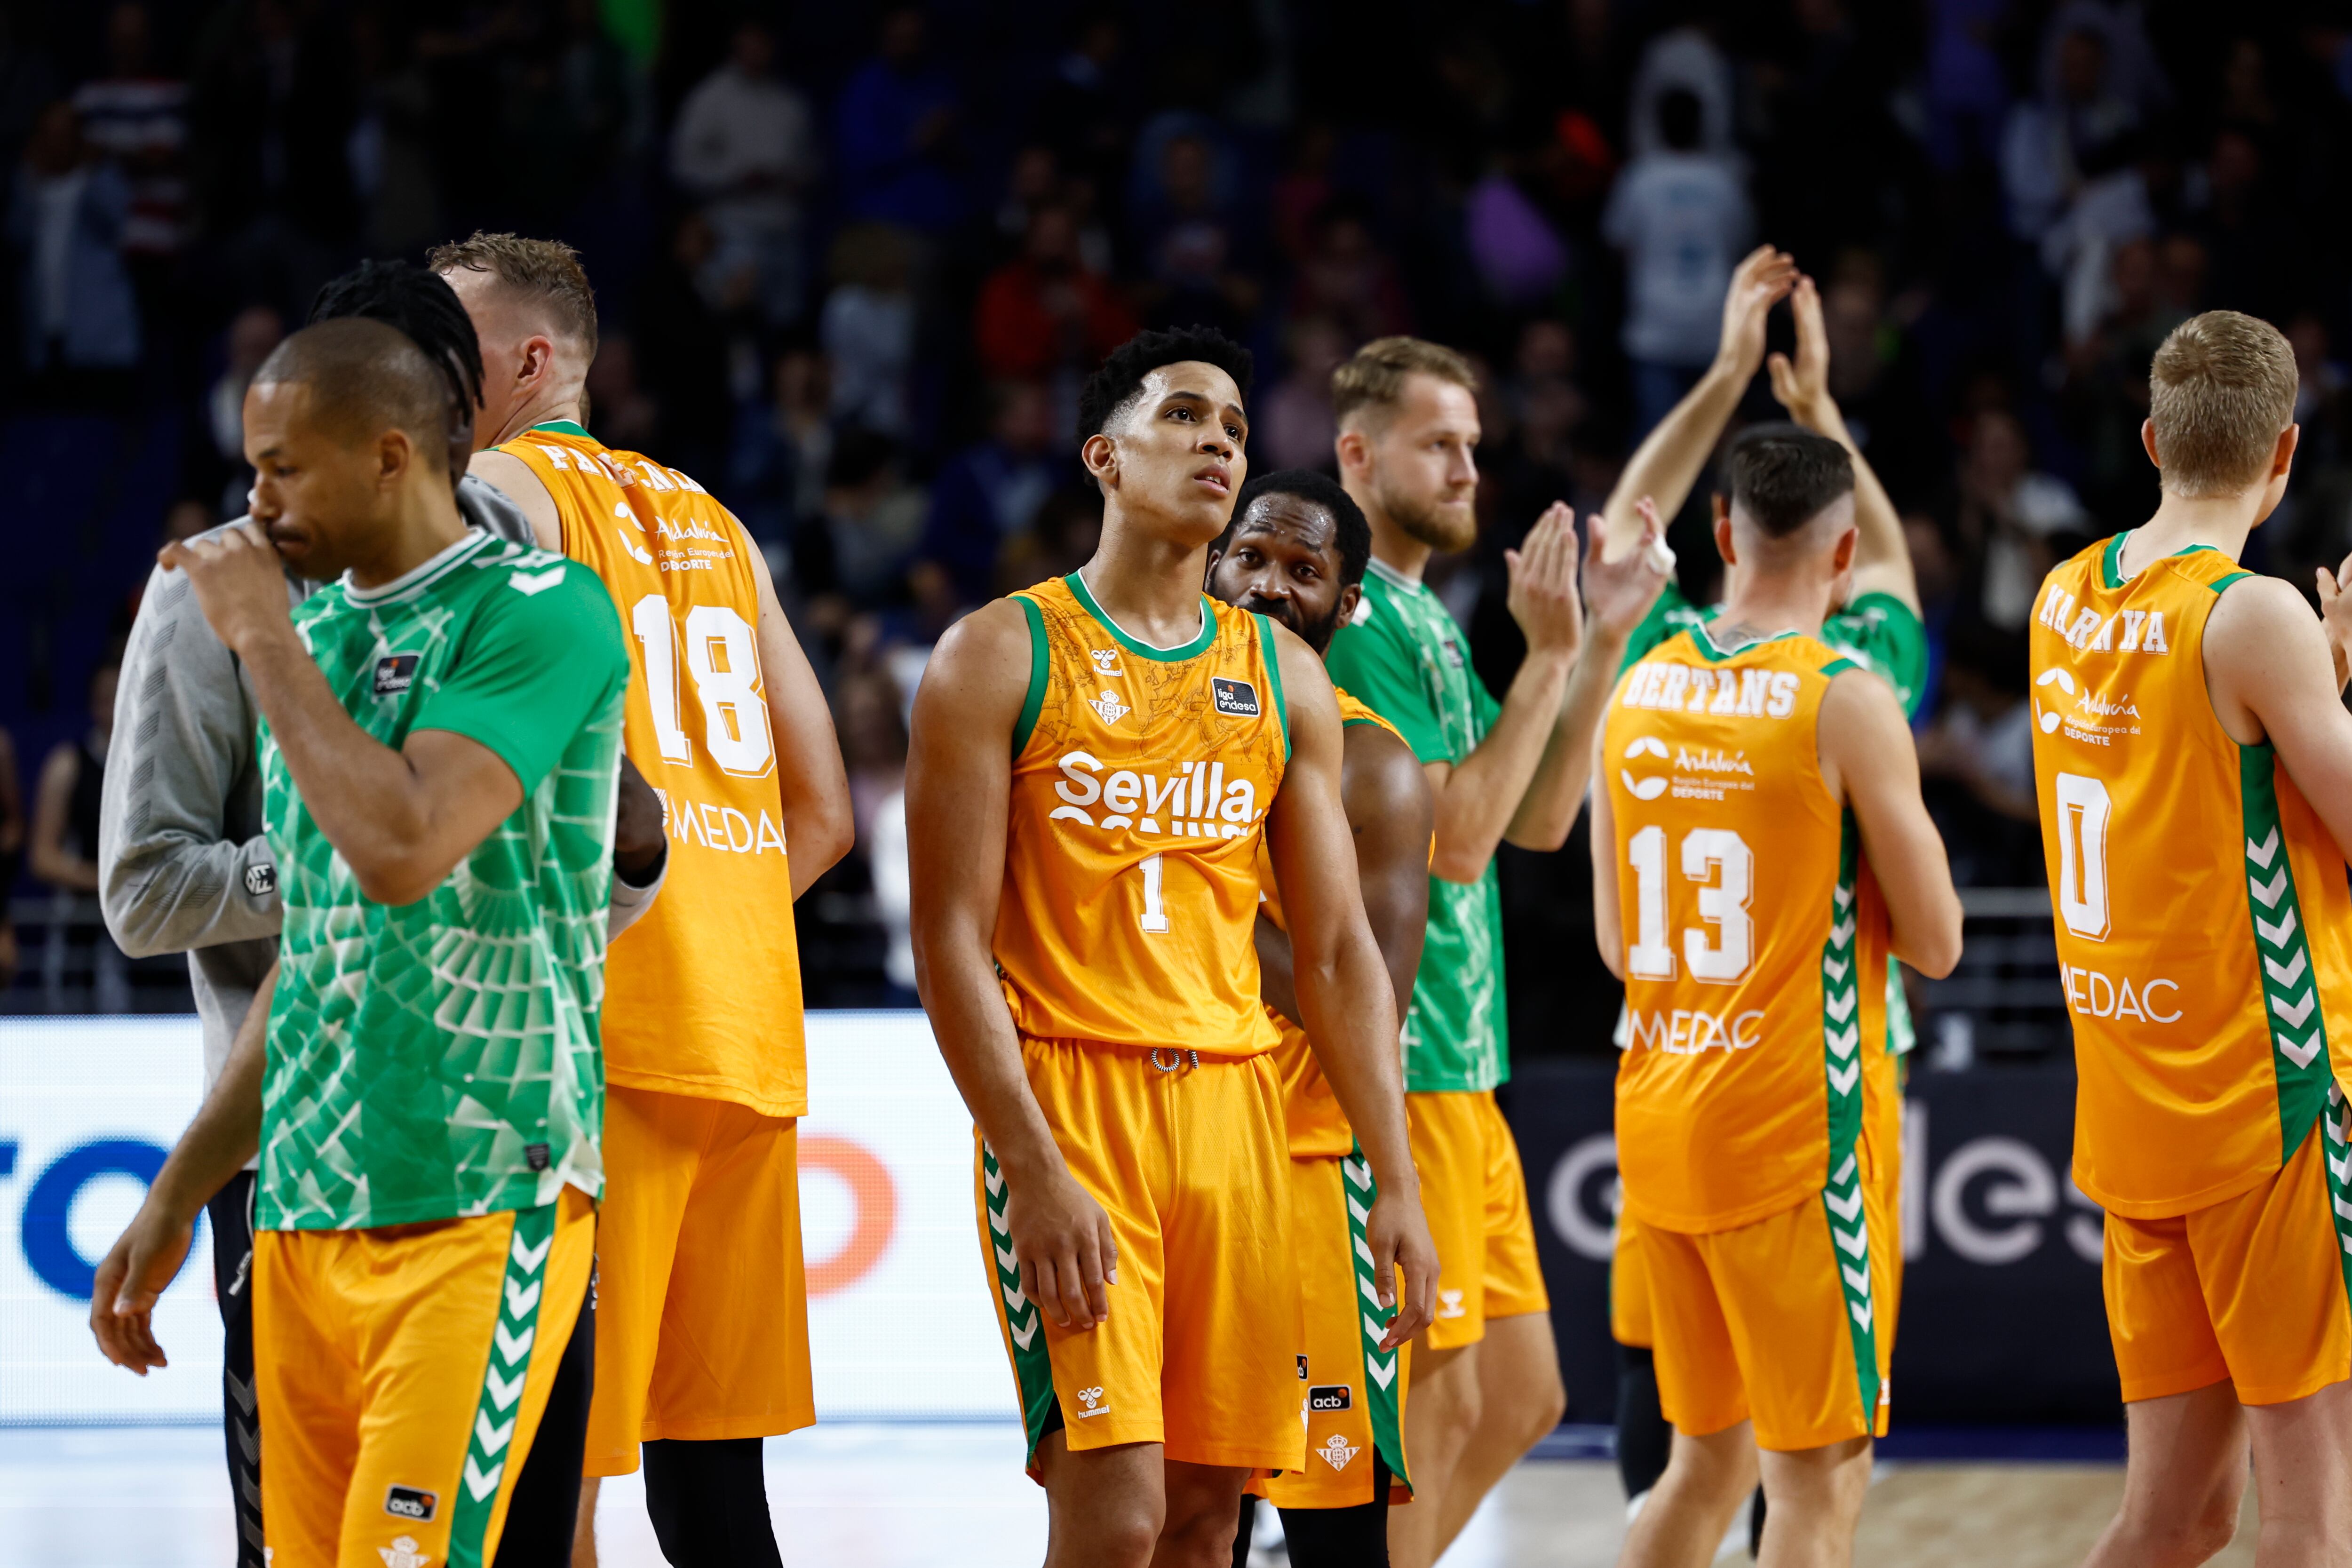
[
  {"xmin": 1720, "ymin": 424, "xmax": 1855, "ymax": 539},
  {"xmin": 1658, "ymin": 88, "xmax": 1703, "ymax": 152},
  {"xmin": 1226, "ymin": 469, "xmax": 1371, "ymax": 586},
  {"xmin": 309, "ymin": 259, "xmax": 483, "ymax": 425},
  {"xmin": 254, "ymin": 318, "xmax": 453, "ymax": 470},
  {"xmin": 1076, "ymin": 326, "xmax": 1254, "ymax": 441}
]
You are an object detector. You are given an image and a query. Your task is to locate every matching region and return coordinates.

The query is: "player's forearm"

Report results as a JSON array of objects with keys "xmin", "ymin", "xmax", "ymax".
[
  {"xmin": 1602, "ymin": 360, "xmax": 1747, "ymax": 557},
  {"xmin": 237, "ymin": 627, "xmax": 452, "ymax": 895},
  {"xmin": 1253, "ymin": 915, "xmax": 1300, "ymax": 1028},
  {"xmin": 1433, "ymin": 648, "xmax": 1573, "ymax": 880},
  {"xmin": 146, "ymin": 964, "xmax": 273, "ymax": 1225},
  {"xmin": 1295, "ymin": 936, "xmax": 1418, "ymax": 1197},
  {"xmin": 1790, "ymin": 395, "xmax": 1914, "ymax": 603},
  {"xmin": 1503, "ymin": 628, "xmax": 1632, "ymax": 850},
  {"xmin": 780, "ymin": 771, "xmax": 853, "ymax": 899}
]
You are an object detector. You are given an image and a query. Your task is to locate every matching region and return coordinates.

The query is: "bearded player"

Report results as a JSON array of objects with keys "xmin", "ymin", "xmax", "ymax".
[
  {"xmin": 434, "ymin": 232, "xmax": 854, "ymax": 1568},
  {"xmin": 1323, "ymin": 337, "xmax": 1662, "ymax": 1568},
  {"xmin": 1596, "ymin": 426, "xmax": 1961, "ymax": 1568},
  {"xmin": 2039, "ymin": 311, "xmax": 2352, "ymax": 1566},
  {"xmin": 908, "ymin": 328, "xmax": 1438, "ymax": 1568}
]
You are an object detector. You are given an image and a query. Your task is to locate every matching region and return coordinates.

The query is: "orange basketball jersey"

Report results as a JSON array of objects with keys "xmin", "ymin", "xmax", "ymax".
[
  {"xmin": 1604, "ymin": 628, "xmax": 1894, "ymax": 1234},
  {"xmin": 1256, "ymin": 688, "xmax": 1407, "ymax": 1156},
  {"xmin": 2030, "ymin": 535, "xmax": 2352, "ymax": 1219},
  {"xmin": 498, "ymin": 422, "xmax": 807, "ymax": 1117},
  {"xmin": 995, "ymin": 573, "xmax": 1289, "ymax": 1057}
]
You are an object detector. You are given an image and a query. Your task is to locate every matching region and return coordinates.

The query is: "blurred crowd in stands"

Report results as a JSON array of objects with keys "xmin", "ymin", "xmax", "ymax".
[{"xmin": 3, "ymin": 0, "xmax": 2352, "ymax": 1041}]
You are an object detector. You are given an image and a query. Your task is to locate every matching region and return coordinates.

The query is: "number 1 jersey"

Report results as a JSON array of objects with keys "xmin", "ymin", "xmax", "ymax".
[
  {"xmin": 2030, "ymin": 534, "xmax": 2352, "ymax": 1219},
  {"xmin": 995, "ymin": 573, "xmax": 1289, "ymax": 1057},
  {"xmin": 1603, "ymin": 627, "xmax": 1893, "ymax": 1234},
  {"xmin": 499, "ymin": 422, "xmax": 808, "ymax": 1118}
]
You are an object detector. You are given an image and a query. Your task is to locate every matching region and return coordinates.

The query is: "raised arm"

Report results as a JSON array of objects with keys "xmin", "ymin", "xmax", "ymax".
[
  {"xmin": 907, "ymin": 601, "xmax": 1117, "ymax": 1334},
  {"xmin": 161, "ymin": 524, "xmax": 536, "ymax": 907},
  {"xmin": 748, "ymin": 538, "xmax": 854, "ymax": 897},
  {"xmin": 1601, "ymin": 245, "xmax": 1796, "ymax": 561},
  {"xmin": 1818, "ymin": 670, "xmax": 1962, "ymax": 976},
  {"xmin": 2214, "ymin": 575, "xmax": 2352, "ymax": 860},
  {"xmin": 1263, "ymin": 629, "xmax": 1438, "ymax": 1345},
  {"xmin": 1767, "ymin": 275, "xmax": 1918, "ymax": 613},
  {"xmin": 91, "ymin": 960, "xmax": 275, "ymax": 1375}
]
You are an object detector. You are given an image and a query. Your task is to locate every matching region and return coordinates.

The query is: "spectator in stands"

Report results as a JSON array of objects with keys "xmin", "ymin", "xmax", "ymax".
[
  {"xmin": 1288, "ymin": 196, "xmax": 1411, "ymax": 343},
  {"xmin": 822, "ymin": 223, "xmax": 918, "ymax": 438},
  {"xmin": 192, "ymin": 304, "xmax": 281, "ymax": 518},
  {"xmin": 731, "ymin": 344, "xmax": 835, "ymax": 552},
  {"xmin": 70, "ymin": 5, "xmax": 186, "ymax": 292},
  {"xmin": 799, "ymin": 430, "xmax": 926, "ymax": 613},
  {"xmin": 1916, "ymin": 622, "xmax": 2042, "ymax": 886},
  {"xmin": 837, "ymin": 668, "xmax": 915, "ymax": 1002},
  {"xmin": 582, "ymin": 334, "xmax": 660, "ymax": 455},
  {"xmin": 670, "ymin": 20, "xmax": 818, "ymax": 327},
  {"xmin": 10, "ymin": 100, "xmax": 140, "ymax": 401},
  {"xmin": 1036, "ymin": 9, "xmax": 1132, "ymax": 196},
  {"xmin": 972, "ymin": 201, "xmax": 1136, "ymax": 422},
  {"xmin": 633, "ymin": 211, "xmax": 738, "ymax": 480},
  {"xmin": 1948, "ymin": 407, "xmax": 2089, "ymax": 637},
  {"xmin": 1131, "ymin": 127, "xmax": 1260, "ymax": 334},
  {"xmin": 30, "ymin": 655, "xmax": 126, "ymax": 1011},
  {"xmin": 913, "ymin": 380, "xmax": 1065, "ymax": 612},
  {"xmin": 1254, "ymin": 315, "xmax": 1350, "ymax": 471},
  {"xmin": 993, "ymin": 483, "xmax": 1102, "ymax": 596},
  {"xmin": 2001, "ymin": 23, "xmax": 2139, "ymax": 250},
  {"xmin": 835, "ymin": 5, "xmax": 964, "ymax": 236},
  {"xmin": 1604, "ymin": 87, "xmax": 1752, "ymax": 436}
]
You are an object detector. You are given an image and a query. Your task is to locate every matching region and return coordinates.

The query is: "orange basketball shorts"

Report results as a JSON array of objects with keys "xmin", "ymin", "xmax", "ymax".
[
  {"xmin": 1255, "ymin": 1153, "xmax": 1412, "ymax": 1510},
  {"xmin": 2103, "ymin": 1095, "xmax": 2352, "ymax": 1407},
  {"xmin": 977, "ymin": 1036, "xmax": 1302, "ymax": 1476},
  {"xmin": 585, "ymin": 1085, "xmax": 812, "ymax": 1476},
  {"xmin": 1407, "ymin": 1090, "xmax": 1548, "ymax": 1349},
  {"xmin": 1644, "ymin": 1168, "xmax": 1896, "ymax": 1453},
  {"xmin": 254, "ymin": 1186, "xmax": 594, "ymax": 1568}
]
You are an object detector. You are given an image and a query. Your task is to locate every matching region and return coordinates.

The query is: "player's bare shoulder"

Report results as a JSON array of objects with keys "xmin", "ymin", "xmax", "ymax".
[{"xmin": 913, "ymin": 597, "xmax": 1037, "ymax": 747}]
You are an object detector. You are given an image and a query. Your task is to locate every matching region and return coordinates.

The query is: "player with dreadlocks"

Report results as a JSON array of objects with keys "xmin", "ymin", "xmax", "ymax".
[{"xmin": 88, "ymin": 259, "xmax": 668, "ymax": 1568}]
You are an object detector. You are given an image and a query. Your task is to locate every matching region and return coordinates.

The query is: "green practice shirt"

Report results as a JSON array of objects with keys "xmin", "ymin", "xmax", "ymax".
[
  {"xmin": 1324, "ymin": 559, "xmax": 1509, "ymax": 1093},
  {"xmin": 1618, "ymin": 583, "xmax": 1931, "ymax": 1054},
  {"xmin": 257, "ymin": 533, "xmax": 631, "ymax": 1231}
]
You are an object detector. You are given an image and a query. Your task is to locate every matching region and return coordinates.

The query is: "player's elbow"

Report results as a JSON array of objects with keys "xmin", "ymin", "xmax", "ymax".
[
  {"xmin": 1502, "ymin": 816, "xmax": 1574, "ymax": 855},
  {"xmin": 1898, "ymin": 903, "xmax": 1964, "ymax": 981},
  {"xmin": 1428, "ymin": 840, "xmax": 1492, "ymax": 885},
  {"xmin": 795, "ymin": 792, "xmax": 855, "ymax": 884}
]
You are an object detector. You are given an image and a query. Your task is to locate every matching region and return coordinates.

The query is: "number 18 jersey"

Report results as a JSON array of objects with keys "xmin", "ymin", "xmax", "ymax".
[
  {"xmin": 994, "ymin": 573, "xmax": 1289, "ymax": 1057},
  {"xmin": 1603, "ymin": 627, "xmax": 1892, "ymax": 1234},
  {"xmin": 2030, "ymin": 534, "xmax": 2352, "ymax": 1219},
  {"xmin": 499, "ymin": 422, "xmax": 808, "ymax": 1118}
]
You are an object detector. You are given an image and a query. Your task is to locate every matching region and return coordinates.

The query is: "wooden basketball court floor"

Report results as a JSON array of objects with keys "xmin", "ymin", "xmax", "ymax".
[{"xmin": 0, "ymin": 1425, "xmax": 2265, "ymax": 1567}]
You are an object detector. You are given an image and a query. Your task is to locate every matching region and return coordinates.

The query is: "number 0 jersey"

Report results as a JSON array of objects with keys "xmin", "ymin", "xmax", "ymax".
[
  {"xmin": 2030, "ymin": 534, "xmax": 2352, "ymax": 1219},
  {"xmin": 498, "ymin": 422, "xmax": 809, "ymax": 1118},
  {"xmin": 996, "ymin": 573, "xmax": 1289, "ymax": 1057},
  {"xmin": 1255, "ymin": 687, "xmax": 1410, "ymax": 1157},
  {"xmin": 1603, "ymin": 627, "xmax": 1893, "ymax": 1234}
]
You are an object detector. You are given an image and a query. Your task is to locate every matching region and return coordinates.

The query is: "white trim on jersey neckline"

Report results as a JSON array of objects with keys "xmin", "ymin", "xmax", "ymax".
[{"xmin": 343, "ymin": 530, "xmax": 495, "ymax": 605}]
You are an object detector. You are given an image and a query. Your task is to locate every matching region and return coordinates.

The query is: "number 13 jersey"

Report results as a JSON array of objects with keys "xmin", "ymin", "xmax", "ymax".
[
  {"xmin": 2030, "ymin": 535, "xmax": 2352, "ymax": 1219},
  {"xmin": 499, "ymin": 422, "xmax": 808, "ymax": 1117},
  {"xmin": 995, "ymin": 573, "xmax": 1288, "ymax": 1057},
  {"xmin": 1603, "ymin": 627, "xmax": 1893, "ymax": 1234}
]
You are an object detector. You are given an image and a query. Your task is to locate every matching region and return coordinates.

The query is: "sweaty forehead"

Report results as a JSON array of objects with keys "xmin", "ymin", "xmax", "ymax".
[
  {"xmin": 1237, "ymin": 493, "xmax": 1338, "ymax": 556},
  {"xmin": 1135, "ymin": 361, "xmax": 1242, "ymax": 415}
]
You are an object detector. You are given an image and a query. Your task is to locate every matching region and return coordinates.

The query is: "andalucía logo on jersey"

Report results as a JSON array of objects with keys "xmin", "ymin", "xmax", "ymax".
[{"xmin": 1210, "ymin": 676, "xmax": 1260, "ymax": 717}]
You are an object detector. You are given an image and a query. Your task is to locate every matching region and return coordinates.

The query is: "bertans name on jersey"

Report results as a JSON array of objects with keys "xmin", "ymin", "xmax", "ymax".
[
  {"xmin": 1619, "ymin": 661, "xmax": 1804, "ymax": 719},
  {"xmin": 1049, "ymin": 750, "xmax": 1261, "ymax": 837}
]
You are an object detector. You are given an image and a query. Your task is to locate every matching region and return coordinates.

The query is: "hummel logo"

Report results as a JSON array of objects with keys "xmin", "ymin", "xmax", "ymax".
[
  {"xmin": 1089, "ymin": 690, "xmax": 1130, "ymax": 725},
  {"xmin": 1437, "ymin": 1288, "xmax": 1466, "ymax": 1320},
  {"xmin": 509, "ymin": 565, "xmax": 567, "ymax": 597},
  {"xmin": 1090, "ymin": 649, "xmax": 1123, "ymax": 676},
  {"xmin": 1315, "ymin": 1433, "xmax": 1361, "ymax": 1471},
  {"xmin": 1074, "ymin": 1385, "xmax": 1110, "ymax": 1418}
]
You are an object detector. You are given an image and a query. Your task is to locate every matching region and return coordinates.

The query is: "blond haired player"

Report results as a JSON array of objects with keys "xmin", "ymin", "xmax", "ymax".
[
  {"xmin": 1595, "ymin": 426, "xmax": 1960, "ymax": 1568},
  {"xmin": 1597, "ymin": 247, "xmax": 1931, "ymax": 1528},
  {"xmin": 908, "ymin": 327, "xmax": 1438, "ymax": 1568},
  {"xmin": 434, "ymin": 233, "xmax": 854, "ymax": 1568},
  {"xmin": 2034, "ymin": 310, "xmax": 2352, "ymax": 1567},
  {"xmin": 1323, "ymin": 336, "xmax": 1659, "ymax": 1568}
]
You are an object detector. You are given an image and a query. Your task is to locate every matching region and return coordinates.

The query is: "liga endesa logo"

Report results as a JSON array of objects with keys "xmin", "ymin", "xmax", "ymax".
[{"xmin": 798, "ymin": 1135, "xmax": 900, "ymax": 1296}]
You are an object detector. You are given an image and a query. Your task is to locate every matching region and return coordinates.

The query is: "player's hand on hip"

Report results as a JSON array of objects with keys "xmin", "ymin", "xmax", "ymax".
[
  {"xmin": 1583, "ymin": 496, "xmax": 1674, "ymax": 645},
  {"xmin": 1366, "ymin": 1187, "xmax": 1440, "ymax": 1349},
  {"xmin": 88, "ymin": 1200, "xmax": 195, "ymax": 1375},
  {"xmin": 1506, "ymin": 503, "xmax": 1584, "ymax": 657},
  {"xmin": 1714, "ymin": 246, "xmax": 1798, "ymax": 383},
  {"xmin": 158, "ymin": 520, "xmax": 292, "ymax": 658},
  {"xmin": 1007, "ymin": 1165, "xmax": 1118, "ymax": 1330}
]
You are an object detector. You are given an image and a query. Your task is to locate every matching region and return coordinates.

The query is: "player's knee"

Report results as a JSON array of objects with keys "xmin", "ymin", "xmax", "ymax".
[
  {"xmin": 1519, "ymin": 1371, "xmax": 1568, "ymax": 1446},
  {"xmin": 1072, "ymin": 1507, "xmax": 1164, "ymax": 1568},
  {"xmin": 1157, "ymin": 1494, "xmax": 1243, "ymax": 1567}
]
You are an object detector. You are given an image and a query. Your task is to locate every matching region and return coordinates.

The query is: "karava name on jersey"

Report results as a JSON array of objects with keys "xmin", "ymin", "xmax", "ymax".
[
  {"xmin": 2035, "ymin": 582, "xmax": 2171, "ymax": 655},
  {"xmin": 1619, "ymin": 661, "xmax": 1803, "ymax": 719},
  {"xmin": 1048, "ymin": 749, "xmax": 1261, "ymax": 837}
]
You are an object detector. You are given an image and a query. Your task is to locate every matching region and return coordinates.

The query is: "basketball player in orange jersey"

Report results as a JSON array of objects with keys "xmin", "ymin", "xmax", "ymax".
[
  {"xmin": 908, "ymin": 328, "xmax": 1439, "ymax": 1568},
  {"xmin": 1594, "ymin": 428, "xmax": 1961, "ymax": 1568},
  {"xmin": 430, "ymin": 233, "xmax": 855, "ymax": 1568},
  {"xmin": 2032, "ymin": 311, "xmax": 2352, "ymax": 1567}
]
